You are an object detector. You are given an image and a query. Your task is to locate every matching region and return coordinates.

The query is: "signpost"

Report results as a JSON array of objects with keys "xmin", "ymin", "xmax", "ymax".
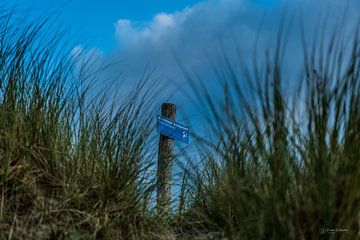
[
  {"xmin": 157, "ymin": 115, "xmax": 189, "ymax": 144},
  {"xmin": 156, "ymin": 103, "xmax": 189, "ymax": 214}
]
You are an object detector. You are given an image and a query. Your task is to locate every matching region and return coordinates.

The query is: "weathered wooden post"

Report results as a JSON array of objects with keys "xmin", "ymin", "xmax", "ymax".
[{"xmin": 156, "ymin": 103, "xmax": 176, "ymax": 213}]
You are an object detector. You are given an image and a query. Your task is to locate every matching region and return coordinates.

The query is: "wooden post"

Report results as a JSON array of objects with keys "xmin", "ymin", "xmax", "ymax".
[{"xmin": 157, "ymin": 103, "xmax": 176, "ymax": 214}]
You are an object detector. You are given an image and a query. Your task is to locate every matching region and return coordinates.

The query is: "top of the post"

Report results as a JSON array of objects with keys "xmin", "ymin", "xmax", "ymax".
[
  {"xmin": 161, "ymin": 102, "xmax": 176, "ymax": 109},
  {"xmin": 161, "ymin": 103, "xmax": 176, "ymax": 120}
]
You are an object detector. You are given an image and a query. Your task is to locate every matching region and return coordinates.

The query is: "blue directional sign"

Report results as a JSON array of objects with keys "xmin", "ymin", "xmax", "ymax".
[{"xmin": 156, "ymin": 115, "xmax": 189, "ymax": 144}]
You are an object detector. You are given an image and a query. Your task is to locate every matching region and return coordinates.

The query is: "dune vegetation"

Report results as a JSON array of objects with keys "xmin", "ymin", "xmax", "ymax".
[{"xmin": 0, "ymin": 5, "xmax": 359, "ymax": 240}]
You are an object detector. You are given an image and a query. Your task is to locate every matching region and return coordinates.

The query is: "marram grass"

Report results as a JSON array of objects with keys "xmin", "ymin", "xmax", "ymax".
[
  {"xmin": 0, "ymin": 5, "xmax": 359, "ymax": 240},
  {"xmin": 178, "ymin": 15, "xmax": 360, "ymax": 240}
]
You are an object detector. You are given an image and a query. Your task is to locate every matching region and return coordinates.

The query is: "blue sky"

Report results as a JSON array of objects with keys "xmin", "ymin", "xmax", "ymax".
[
  {"xmin": 31, "ymin": 0, "xmax": 208, "ymax": 52},
  {"xmin": 24, "ymin": 0, "xmax": 360, "ymax": 136},
  {"xmin": 30, "ymin": 0, "xmax": 283, "ymax": 52},
  {"xmin": 25, "ymin": 0, "xmax": 359, "ymax": 128}
]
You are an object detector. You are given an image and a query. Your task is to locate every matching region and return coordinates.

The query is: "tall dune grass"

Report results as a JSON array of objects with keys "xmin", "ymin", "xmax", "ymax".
[
  {"xmin": 0, "ymin": 7, "xmax": 169, "ymax": 239},
  {"xmin": 1, "ymin": 3, "xmax": 360, "ymax": 240},
  {"xmin": 178, "ymin": 16, "xmax": 360, "ymax": 240}
]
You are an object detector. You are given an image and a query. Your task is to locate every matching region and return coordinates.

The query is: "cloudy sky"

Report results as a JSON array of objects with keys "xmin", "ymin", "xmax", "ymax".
[{"xmin": 27, "ymin": 0, "xmax": 360, "ymax": 138}]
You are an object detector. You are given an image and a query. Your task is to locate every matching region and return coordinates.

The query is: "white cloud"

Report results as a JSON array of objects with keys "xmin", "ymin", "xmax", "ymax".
[
  {"xmin": 110, "ymin": 0, "xmax": 254, "ymax": 81},
  {"xmin": 114, "ymin": 7, "xmax": 192, "ymax": 48},
  {"xmin": 116, "ymin": 19, "xmax": 131, "ymax": 27},
  {"xmin": 154, "ymin": 13, "xmax": 175, "ymax": 27}
]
